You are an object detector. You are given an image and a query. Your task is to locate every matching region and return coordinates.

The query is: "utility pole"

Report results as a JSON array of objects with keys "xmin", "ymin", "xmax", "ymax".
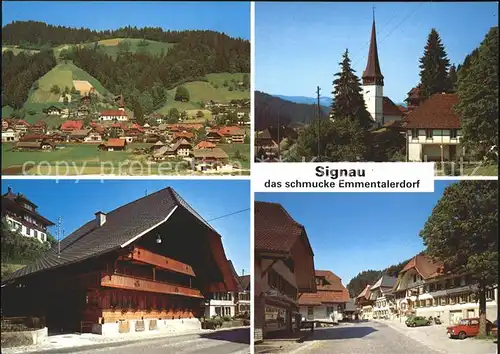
[
  {"xmin": 277, "ymin": 106, "xmax": 280, "ymax": 162},
  {"xmin": 57, "ymin": 216, "xmax": 61, "ymax": 258},
  {"xmin": 316, "ymin": 86, "xmax": 321, "ymax": 161}
]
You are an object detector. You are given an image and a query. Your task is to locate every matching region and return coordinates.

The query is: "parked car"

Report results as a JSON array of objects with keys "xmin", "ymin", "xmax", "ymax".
[
  {"xmin": 405, "ymin": 316, "xmax": 430, "ymax": 327},
  {"xmin": 447, "ymin": 318, "xmax": 496, "ymax": 339}
]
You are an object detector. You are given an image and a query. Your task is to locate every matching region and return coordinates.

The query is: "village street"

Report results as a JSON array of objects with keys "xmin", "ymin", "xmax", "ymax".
[
  {"xmin": 3, "ymin": 328, "xmax": 249, "ymax": 354},
  {"xmin": 259, "ymin": 322, "xmax": 496, "ymax": 354}
]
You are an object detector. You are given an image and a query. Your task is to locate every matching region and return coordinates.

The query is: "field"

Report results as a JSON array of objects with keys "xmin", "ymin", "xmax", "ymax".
[
  {"xmin": 87, "ymin": 38, "xmax": 175, "ymax": 59},
  {"xmin": 2, "ymin": 45, "xmax": 40, "ymax": 55},
  {"xmin": 156, "ymin": 73, "xmax": 250, "ymax": 114},
  {"xmin": 219, "ymin": 143, "xmax": 250, "ymax": 169},
  {"xmin": 28, "ymin": 62, "xmax": 111, "ymax": 104}
]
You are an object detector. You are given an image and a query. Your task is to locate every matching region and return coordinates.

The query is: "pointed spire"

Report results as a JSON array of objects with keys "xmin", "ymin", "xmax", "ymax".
[{"xmin": 362, "ymin": 14, "xmax": 384, "ymax": 86}]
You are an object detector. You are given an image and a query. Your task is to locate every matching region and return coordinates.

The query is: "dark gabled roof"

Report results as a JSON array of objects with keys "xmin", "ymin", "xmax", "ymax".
[
  {"xmin": 362, "ymin": 19, "xmax": 384, "ymax": 86},
  {"xmin": 370, "ymin": 275, "xmax": 397, "ymax": 290},
  {"xmin": 402, "ymin": 93, "xmax": 460, "ymax": 129},
  {"xmin": 3, "ymin": 187, "xmax": 217, "ymax": 283},
  {"xmin": 239, "ymin": 275, "xmax": 250, "ymax": 291}
]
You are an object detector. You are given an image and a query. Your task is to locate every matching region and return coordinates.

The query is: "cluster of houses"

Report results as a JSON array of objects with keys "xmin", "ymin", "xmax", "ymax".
[
  {"xmin": 1, "ymin": 186, "xmax": 249, "ymax": 336},
  {"xmin": 355, "ymin": 253, "xmax": 498, "ymax": 326},
  {"xmin": 254, "ymin": 201, "xmax": 353, "ymax": 344},
  {"xmin": 2, "ymin": 109, "xmax": 248, "ymax": 172}
]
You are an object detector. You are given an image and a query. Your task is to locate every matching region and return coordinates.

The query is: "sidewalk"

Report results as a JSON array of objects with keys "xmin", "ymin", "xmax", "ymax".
[
  {"xmin": 2, "ymin": 326, "xmax": 248, "ymax": 354},
  {"xmin": 375, "ymin": 319, "xmax": 497, "ymax": 354}
]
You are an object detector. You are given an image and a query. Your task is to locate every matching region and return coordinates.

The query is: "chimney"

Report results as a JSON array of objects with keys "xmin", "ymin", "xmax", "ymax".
[{"xmin": 95, "ymin": 211, "xmax": 106, "ymax": 226}]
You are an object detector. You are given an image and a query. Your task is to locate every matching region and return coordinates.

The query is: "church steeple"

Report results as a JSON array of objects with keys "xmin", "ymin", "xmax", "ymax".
[{"xmin": 362, "ymin": 16, "xmax": 384, "ymax": 86}]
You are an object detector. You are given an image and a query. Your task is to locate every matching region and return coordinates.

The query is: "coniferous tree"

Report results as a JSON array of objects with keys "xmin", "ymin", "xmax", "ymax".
[
  {"xmin": 454, "ymin": 27, "xmax": 498, "ymax": 160},
  {"xmin": 447, "ymin": 64, "xmax": 457, "ymax": 92},
  {"xmin": 419, "ymin": 29, "xmax": 451, "ymax": 98},
  {"xmin": 330, "ymin": 49, "xmax": 372, "ymax": 128}
]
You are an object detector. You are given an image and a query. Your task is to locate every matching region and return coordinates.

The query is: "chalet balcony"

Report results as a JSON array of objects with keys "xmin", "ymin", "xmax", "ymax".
[
  {"xmin": 124, "ymin": 247, "xmax": 196, "ymax": 277},
  {"xmin": 100, "ymin": 272, "xmax": 203, "ymax": 299}
]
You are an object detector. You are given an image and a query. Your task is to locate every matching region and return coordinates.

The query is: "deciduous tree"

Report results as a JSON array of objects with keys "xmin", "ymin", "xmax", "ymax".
[{"xmin": 420, "ymin": 181, "xmax": 498, "ymax": 337}]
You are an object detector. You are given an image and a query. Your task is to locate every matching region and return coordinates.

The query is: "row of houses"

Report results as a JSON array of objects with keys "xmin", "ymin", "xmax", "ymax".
[
  {"xmin": 254, "ymin": 201, "xmax": 351, "ymax": 343},
  {"xmin": 1, "ymin": 186, "xmax": 249, "ymax": 336},
  {"xmin": 355, "ymin": 254, "xmax": 498, "ymax": 325}
]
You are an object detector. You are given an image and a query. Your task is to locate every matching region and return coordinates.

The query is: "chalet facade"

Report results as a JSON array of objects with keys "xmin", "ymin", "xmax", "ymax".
[
  {"xmin": 193, "ymin": 148, "xmax": 230, "ymax": 172},
  {"xmin": 403, "ymin": 93, "xmax": 463, "ymax": 162},
  {"xmin": 99, "ymin": 110, "xmax": 129, "ymax": 121},
  {"xmin": 237, "ymin": 274, "xmax": 251, "ymax": 316},
  {"xmin": 84, "ymin": 132, "xmax": 103, "ymax": 143},
  {"xmin": 369, "ymin": 275, "xmax": 397, "ymax": 319},
  {"xmin": 298, "ymin": 270, "xmax": 350, "ymax": 323},
  {"xmin": 61, "ymin": 120, "xmax": 84, "ymax": 133},
  {"xmin": 355, "ymin": 285, "xmax": 374, "ymax": 320},
  {"xmin": 2, "ymin": 128, "xmax": 18, "ymax": 142},
  {"xmin": 218, "ymin": 126, "xmax": 246, "ymax": 144},
  {"xmin": 1, "ymin": 187, "xmax": 238, "ymax": 336},
  {"xmin": 254, "ymin": 201, "xmax": 316, "ymax": 343},
  {"xmin": 99, "ymin": 138, "xmax": 126, "ymax": 151},
  {"xmin": 1, "ymin": 187, "xmax": 54, "ymax": 242},
  {"xmin": 393, "ymin": 254, "xmax": 498, "ymax": 325}
]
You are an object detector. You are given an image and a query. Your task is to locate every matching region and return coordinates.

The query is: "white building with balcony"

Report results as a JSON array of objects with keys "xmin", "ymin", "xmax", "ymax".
[
  {"xmin": 205, "ymin": 291, "xmax": 236, "ymax": 317},
  {"xmin": 369, "ymin": 275, "xmax": 397, "ymax": 319},
  {"xmin": 1, "ymin": 187, "xmax": 54, "ymax": 243},
  {"xmin": 393, "ymin": 254, "xmax": 498, "ymax": 325},
  {"xmin": 404, "ymin": 93, "xmax": 464, "ymax": 162}
]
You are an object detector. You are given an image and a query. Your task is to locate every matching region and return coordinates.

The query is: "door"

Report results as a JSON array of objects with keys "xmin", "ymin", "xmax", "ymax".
[
  {"xmin": 307, "ymin": 307, "xmax": 314, "ymax": 321},
  {"xmin": 449, "ymin": 145, "xmax": 456, "ymax": 161},
  {"xmin": 469, "ymin": 319, "xmax": 479, "ymax": 336}
]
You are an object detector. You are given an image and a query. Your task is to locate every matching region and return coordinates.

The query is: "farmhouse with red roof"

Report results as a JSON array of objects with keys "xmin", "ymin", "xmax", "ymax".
[{"xmin": 298, "ymin": 270, "xmax": 350, "ymax": 323}]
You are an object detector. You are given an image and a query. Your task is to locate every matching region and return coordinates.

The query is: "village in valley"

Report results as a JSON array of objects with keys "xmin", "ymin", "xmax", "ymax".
[
  {"xmin": 254, "ymin": 3, "xmax": 498, "ymax": 176},
  {"xmin": 254, "ymin": 180, "xmax": 498, "ymax": 354},
  {"xmin": 1, "ymin": 18, "xmax": 250, "ymax": 176}
]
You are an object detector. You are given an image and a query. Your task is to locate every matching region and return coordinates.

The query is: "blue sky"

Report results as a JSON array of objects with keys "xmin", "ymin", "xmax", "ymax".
[
  {"xmin": 2, "ymin": 180, "xmax": 250, "ymax": 276},
  {"xmin": 2, "ymin": 1, "xmax": 250, "ymax": 39},
  {"xmin": 256, "ymin": 181, "xmax": 456, "ymax": 286},
  {"xmin": 255, "ymin": 2, "xmax": 498, "ymax": 102}
]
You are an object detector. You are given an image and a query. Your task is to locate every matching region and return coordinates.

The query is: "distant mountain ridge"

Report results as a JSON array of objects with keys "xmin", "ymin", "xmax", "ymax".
[{"xmin": 273, "ymin": 94, "xmax": 333, "ymax": 107}]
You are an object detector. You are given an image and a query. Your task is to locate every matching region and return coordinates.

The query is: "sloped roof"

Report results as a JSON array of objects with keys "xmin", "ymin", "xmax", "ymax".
[
  {"xmin": 195, "ymin": 141, "xmax": 217, "ymax": 149},
  {"xmin": 370, "ymin": 275, "xmax": 397, "ymax": 290},
  {"xmin": 192, "ymin": 148, "xmax": 228, "ymax": 159},
  {"xmin": 60, "ymin": 120, "xmax": 84, "ymax": 130},
  {"xmin": 400, "ymin": 254, "xmax": 443, "ymax": 280},
  {"xmin": 299, "ymin": 270, "xmax": 350, "ymax": 306},
  {"xmin": 356, "ymin": 284, "xmax": 372, "ymax": 299},
  {"xmin": 172, "ymin": 138, "xmax": 192, "ymax": 151},
  {"xmin": 239, "ymin": 275, "xmax": 250, "ymax": 291},
  {"xmin": 3, "ymin": 187, "xmax": 222, "ymax": 283},
  {"xmin": 228, "ymin": 260, "xmax": 244, "ymax": 292},
  {"xmin": 402, "ymin": 93, "xmax": 460, "ymax": 129},
  {"xmin": 254, "ymin": 201, "xmax": 306, "ymax": 253},
  {"xmin": 105, "ymin": 138, "xmax": 126, "ymax": 148},
  {"xmin": 383, "ymin": 97, "xmax": 404, "ymax": 117}
]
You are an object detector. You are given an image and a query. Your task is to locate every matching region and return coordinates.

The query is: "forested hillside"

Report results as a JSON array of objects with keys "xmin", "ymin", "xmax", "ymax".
[
  {"xmin": 255, "ymin": 91, "xmax": 328, "ymax": 130},
  {"xmin": 346, "ymin": 257, "xmax": 415, "ymax": 298},
  {"xmin": 2, "ymin": 21, "xmax": 250, "ymax": 117}
]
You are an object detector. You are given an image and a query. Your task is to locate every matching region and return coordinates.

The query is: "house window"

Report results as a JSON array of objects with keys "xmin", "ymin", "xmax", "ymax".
[
  {"xmin": 215, "ymin": 307, "xmax": 221, "ymax": 316},
  {"xmin": 26, "ymin": 227, "xmax": 32, "ymax": 236},
  {"xmin": 411, "ymin": 129, "xmax": 418, "ymax": 139},
  {"xmin": 450, "ymin": 129, "xmax": 457, "ymax": 139},
  {"xmin": 307, "ymin": 307, "xmax": 313, "ymax": 316},
  {"xmin": 327, "ymin": 306, "xmax": 334, "ymax": 316},
  {"xmin": 486, "ymin": 289, "xmax": 495, "ymax": 301},
  {"xmin": 426, "ymin": 130, "xmax": 433, "ymax": 139},
  {"xmin": 34, "ymin": 230, "xmax": 38, "ymax": 239}
]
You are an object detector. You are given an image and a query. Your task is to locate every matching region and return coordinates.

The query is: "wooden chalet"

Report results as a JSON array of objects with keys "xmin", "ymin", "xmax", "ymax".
[
  {"xmin": 1, "ymin": 187, "xmax": 238, "ymax": 335},
  {"xmin": 254, "ymin": 201, "xmax": 316, "ymax": 343},
  {"xmin": 98, "ymin": 138, "xmax": 126, "ymax": 151}
]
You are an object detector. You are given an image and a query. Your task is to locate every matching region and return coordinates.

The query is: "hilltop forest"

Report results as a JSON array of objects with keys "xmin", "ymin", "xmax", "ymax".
[
  {"xmin": 346, "ymin": 257, "xmax": 417, "ymax": 298},
  {"xmin": 2, "ymin": 21, "xmax": 250, "ymax": 119}
]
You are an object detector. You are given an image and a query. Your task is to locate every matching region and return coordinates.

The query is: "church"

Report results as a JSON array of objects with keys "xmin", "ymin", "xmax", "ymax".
[{"xmin": 361, "ymin": 17, "xmax": 405, "ymax": 127}]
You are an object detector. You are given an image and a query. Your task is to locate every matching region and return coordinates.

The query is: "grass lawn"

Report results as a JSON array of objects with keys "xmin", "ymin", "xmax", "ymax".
[
  {"xmin": 219, "ymin": 143, "xmax": 250, "ymax": 169},
  {"xmin": 435, "ymin": 163, "xmax": 498, "ymax": 176},
  {"xmin": 156, "ymin": 73, "xmax": 249, "ymax": 114},
  {"xmin": 2, "ymin": 143, "xmax": 154, "ymax": 175}
]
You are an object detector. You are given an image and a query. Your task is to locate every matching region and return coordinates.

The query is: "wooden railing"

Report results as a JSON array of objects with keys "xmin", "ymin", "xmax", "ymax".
[
  {"xmin": 100, "ymin": 273, "xmax": 203, "ymax": 298},
  {"xmin": 125, "ymin": 247, "xmax": 196, "ymax": 277}
]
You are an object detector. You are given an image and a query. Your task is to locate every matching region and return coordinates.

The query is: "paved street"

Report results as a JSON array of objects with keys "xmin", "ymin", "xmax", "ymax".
[
  {"xmin": 266, "ymin": 321, "xmax": 496, "ymax": 354},
  {"xmin": 75, "ymin": 328, "xmax": 249, "ymax": 354}
]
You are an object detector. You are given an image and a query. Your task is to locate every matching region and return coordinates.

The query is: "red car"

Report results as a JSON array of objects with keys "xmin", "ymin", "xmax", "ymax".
[{"xmin": 446, "ymin": 318, "xmax": 495, "ymax": 339}]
